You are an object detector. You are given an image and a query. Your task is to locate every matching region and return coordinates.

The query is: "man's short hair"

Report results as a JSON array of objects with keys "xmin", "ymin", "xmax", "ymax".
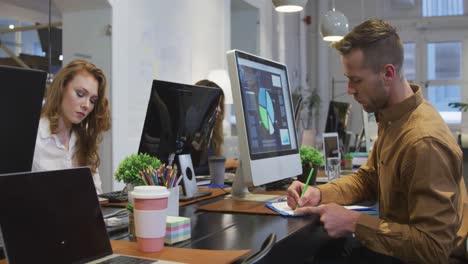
[{"xmin": 332, "ymin": 19, "xmax": 404, "ymax": 76}]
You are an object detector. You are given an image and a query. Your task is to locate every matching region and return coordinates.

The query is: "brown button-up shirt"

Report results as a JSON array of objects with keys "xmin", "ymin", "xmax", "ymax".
[{"xmin": 317, "ymin": 85, "xmax": 468, "ymax": 263}]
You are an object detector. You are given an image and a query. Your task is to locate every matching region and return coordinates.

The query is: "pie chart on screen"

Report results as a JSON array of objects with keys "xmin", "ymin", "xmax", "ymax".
[{"xmin": 258, "ymin": 87, "xmax": 275, "ymax": 135}]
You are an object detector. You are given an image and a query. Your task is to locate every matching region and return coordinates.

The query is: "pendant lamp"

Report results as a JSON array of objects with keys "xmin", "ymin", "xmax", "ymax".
[
  {"xmin": 272, "ymin": 0, "xmax": 308, "ymax": 13},
  {"xmin": 320, "ymin": 0, "xmax": 349, "ymax": 42}
]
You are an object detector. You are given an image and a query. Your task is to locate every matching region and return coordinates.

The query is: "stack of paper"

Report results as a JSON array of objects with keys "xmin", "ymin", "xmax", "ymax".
[{"xmin": 165, "ymin": 216, "xmax": 191, "ymax": 245}]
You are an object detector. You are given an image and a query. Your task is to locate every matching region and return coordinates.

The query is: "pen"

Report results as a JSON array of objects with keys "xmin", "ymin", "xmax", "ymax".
[
  {"xmin": 153, "ymin": 170, "xmax": 158, "ymax": 186},
  {"xmin": 296, "ymin": 167, "xmax": 314, "ymax": 209}
]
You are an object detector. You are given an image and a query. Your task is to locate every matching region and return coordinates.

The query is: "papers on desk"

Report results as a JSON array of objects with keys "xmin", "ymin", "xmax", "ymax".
[
  {"xmin": 265, "ymin": 198, "xmax": 377, "ymax": 217},
  {"xmin": 265, "ymin": 201, "xmax": 303, "ymax": 217}
]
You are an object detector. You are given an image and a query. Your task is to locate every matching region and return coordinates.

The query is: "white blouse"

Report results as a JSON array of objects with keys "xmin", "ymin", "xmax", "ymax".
[{"xmin": 32, "ymin": 118, "xmax": 103, "ymax": 194}]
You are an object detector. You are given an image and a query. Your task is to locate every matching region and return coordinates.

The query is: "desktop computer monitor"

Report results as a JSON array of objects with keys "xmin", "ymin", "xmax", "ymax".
[
  {"xmin": 138, "ymin": 79, "xmax": 223, "ymax": 165},
  {"xmin": 0, "ymin": 66, "xmax": 46, "ymax": 174},
  {"xmin": 325, "ymin": 101, "xmax": 351, "ymax": 153},
  {"xmin": 226, "ymin": 50, "xmax": 302, "ymax": 201},
  {"xmin": 138, "ymin": 79, "xmax": 223, "ymax": 198}
]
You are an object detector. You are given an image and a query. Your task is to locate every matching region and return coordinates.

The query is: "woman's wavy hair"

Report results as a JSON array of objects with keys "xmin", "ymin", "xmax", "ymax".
[
  {"xmin": 41, "ymin": 59, "xmax": 111, "ymax": 173},
  {"xmin": 195, "ymin": 79, "xmax": 225, "ymax": 156}
]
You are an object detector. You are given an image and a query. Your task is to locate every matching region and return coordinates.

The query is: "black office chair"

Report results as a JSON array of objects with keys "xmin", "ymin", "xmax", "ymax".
[{"xmin": 241, "ymin": 233, "xmax": 277, "ymax": 264}]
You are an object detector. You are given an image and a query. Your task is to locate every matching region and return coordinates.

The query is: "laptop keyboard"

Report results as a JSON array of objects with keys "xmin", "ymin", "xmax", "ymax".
[{"xmin": 99, "ymin": 255, "xmax": 156, "ymax": 264}]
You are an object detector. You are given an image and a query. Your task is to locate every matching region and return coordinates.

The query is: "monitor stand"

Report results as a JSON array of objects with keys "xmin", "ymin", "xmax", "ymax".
[
  {"xmin": 178, "ymin": 154, "xmax": 211, "ymax": 201},
  {"xmin": 230, "ymin": 161, "xmax": 281, "ymax": 202}
]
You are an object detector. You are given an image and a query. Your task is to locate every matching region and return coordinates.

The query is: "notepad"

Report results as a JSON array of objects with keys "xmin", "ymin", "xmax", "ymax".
[
  {"xmin": 265, "ymin": 201, "xmax": 296, "ymax": 216},
  {"xmin": 265, "ymin": 198, "xmax": 376, "ymax": 217}
]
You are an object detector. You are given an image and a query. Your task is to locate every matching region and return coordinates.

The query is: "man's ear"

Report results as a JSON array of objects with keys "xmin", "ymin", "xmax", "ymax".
[{"xmin": 382, "ymin": 64, "xmax": 396, "ymax": 82}]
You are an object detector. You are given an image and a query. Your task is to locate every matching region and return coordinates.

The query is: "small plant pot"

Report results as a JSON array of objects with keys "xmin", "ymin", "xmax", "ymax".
[
  {"xmin": 297, "ymin": 164, "xmax": 319, "ymax": 185},
  {"xmin": 344, "ymin": 159, "xmax": 353, "ymax": 170}
]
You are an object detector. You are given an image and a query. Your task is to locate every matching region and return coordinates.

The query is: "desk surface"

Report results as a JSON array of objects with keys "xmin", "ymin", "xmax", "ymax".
[
  {"xmin": 178, "ymin": 195, "xmax": 328, "ymax": 263},
  {"xmin": 0, "ymin": 240, "xmax": 249, "ymax": 264},
  {"xmin": 104, "ymin": 191, "xmax": 329, "ymax": 263},
  {"xmin": 111, "ymin": 240, "xmax": 249, "ymax": 264},
  {"xmin": 0, "ymin": 188, "xmax": 330, "ymax": 264}
]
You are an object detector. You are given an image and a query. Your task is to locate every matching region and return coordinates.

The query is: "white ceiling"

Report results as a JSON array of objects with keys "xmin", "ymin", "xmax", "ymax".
[{"xmin": 0, "ymin": 0, "xmax": 61, "ymax": 16}]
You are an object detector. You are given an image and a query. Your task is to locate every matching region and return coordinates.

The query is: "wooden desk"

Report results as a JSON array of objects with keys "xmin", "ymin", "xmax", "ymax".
[
  {"xmin": 104, "ymin": 191, "xmax": 326, "ymax": 263},
  {"xmin": 111, "ymin": 240, "xmax": 249, "ymax": 264},
  {"xmin": 0, "ymin": 241, "xmax": 249, "ymax": 264},
  {"xmin": 175, "ymin": 192, "xmax": 327, "ymax": 263}
]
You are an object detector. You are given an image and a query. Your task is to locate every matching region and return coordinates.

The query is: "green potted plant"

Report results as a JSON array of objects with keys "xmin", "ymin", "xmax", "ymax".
[
  {"xmin": 298, "ymin": 146, "xmax": 324, "ymax": 185},
  {"xmin": 115, "ymin": 153, "xmax": 162, "ymax": 187},
  {"xmin": 114, "ymin": 153, "xmax": 161, "ymax": 241},
  {"xmin": 343, "ymin": 153, "xmax": 354, "ymax": 170}
]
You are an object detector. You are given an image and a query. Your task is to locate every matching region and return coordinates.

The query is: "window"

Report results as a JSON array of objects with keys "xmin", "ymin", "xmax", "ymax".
[
  {"xmin": 426, "ymin": 41, "xmax": 463, "ymax": 124},
  {"xmin": 0, "ymin": 18, "xmax": 17, "ymax": 58},
  {"xmin": 422, "ymin": 0, "xmax": 464, "ymax": 17},
  {"xmin": 0, "ymin": 19, "xmax": 44, "ymax": 58},
  {"xmin": 403, "ymin": 42, "xmax": 416, "ymax": 82},
  {"xmin": 20, "ymin": 22, "xmax": 44, "ymax": 57}
]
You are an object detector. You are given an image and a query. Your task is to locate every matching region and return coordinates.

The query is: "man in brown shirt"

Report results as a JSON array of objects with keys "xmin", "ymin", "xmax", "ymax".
[{"xmin": 288, "ymin": 19, "xmax": 467, "ymax": 263}]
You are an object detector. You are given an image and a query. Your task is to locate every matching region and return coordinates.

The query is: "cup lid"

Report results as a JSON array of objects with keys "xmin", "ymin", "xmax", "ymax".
[{"xmin": 131, "ymin": 186, "xmax": 169, "ymax": 199}]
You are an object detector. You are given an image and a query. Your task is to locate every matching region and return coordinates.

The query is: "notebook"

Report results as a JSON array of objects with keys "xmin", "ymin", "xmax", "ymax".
[
  {"xmin": 0, "ymin": 168, "xmax": 182, "ymax": 264},
  {"xmin": 265, "ymin": 196, "xmax": 377, "ymax": 217}
]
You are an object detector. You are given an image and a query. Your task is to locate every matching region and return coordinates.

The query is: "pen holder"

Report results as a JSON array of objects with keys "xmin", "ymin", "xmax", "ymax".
[{"xmin": 167, "ymin": 187, "xmax": 179, "ymax": 216}]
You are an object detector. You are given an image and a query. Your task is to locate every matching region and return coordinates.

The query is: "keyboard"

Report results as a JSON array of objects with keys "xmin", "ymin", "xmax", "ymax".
[
  {"xmin": 99, "ymin": 191, "xmax": 128, "ymax": 203},
  {"xmin": 98, "ymin": 255, "xmax": 156, "ymax": 264}
]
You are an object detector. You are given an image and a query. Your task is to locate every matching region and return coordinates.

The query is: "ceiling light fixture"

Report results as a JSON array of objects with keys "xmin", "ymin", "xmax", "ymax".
[
  {"xmin": 320, "ymin": 0, "xmax": 349, "ymax": 42},
  {"xmin": 272, "ymin": 0, "xmax": 308, "ymax": 13}
]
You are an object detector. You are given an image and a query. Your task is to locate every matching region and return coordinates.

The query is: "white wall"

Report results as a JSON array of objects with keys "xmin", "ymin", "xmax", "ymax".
[
  {"xmin": 231, "ymin": 0, "xmax": 259, "ymax": 55},
  {"xmin": 56, "ymin": 0, "xmax": 113, "ymax": 192},
  {"xmin": 109, "ymin": 0, "xmax": 232, "ymax": 190}
]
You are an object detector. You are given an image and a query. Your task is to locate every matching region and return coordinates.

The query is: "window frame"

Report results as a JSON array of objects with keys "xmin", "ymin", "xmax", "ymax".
[{"xmin": 400, "ymin": 26, "xmax": 468, "ymax": 131}]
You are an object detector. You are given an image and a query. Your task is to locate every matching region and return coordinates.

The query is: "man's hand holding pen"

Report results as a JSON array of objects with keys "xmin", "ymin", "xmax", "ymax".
[
  {"xmin": 287, "ymin": 180, "xmax": 321, "ymax": 208},
  {"xmin": 287, "ymin": 180, "xmax": 361, "ymax": 238}
]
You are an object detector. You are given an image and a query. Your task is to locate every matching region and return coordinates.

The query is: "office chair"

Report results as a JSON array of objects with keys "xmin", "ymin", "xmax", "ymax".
[{"xmin": 241, "ymin": 233, "xmax": 277, "ymax": 264}]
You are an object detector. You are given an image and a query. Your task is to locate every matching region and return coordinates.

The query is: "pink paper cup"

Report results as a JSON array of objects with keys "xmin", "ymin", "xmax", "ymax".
[{"xmin": 131, "ymin": 186, "xmax": 169, "ymax": 252}]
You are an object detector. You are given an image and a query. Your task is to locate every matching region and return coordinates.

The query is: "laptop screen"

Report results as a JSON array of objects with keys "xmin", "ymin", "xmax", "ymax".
[{"xmin": 0, "ymin": 168, "xmax": 113, "ymax": 263}]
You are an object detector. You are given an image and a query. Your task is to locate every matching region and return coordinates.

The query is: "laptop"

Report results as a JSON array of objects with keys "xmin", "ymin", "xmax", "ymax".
[
  {"xmin": 0, "ymin": 65, "xmax": 46, "ymax": 174},
  {"xmin": 0, "ymin": 168, "xmax": 182, "ymax": 264}
]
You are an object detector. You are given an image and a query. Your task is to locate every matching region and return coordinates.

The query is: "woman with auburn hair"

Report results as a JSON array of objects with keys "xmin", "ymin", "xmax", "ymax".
[{"xmin": 32, "ymin": 59, "xmax": 111, "ymax": 194}]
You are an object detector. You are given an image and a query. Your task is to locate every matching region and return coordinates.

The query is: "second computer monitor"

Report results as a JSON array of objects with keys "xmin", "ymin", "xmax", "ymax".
[
  {"xmin": 0, "ymin": 65, "xmax": 46, "ymax": 174},
  {"xmin": 227, "ymin": 50, "xmax": 301, "ymax": 200},
  {"xmin": 325, "ymin": 100, "xmax": 351, "ymax": 152},
  {"xmin": 138, "ymin": 79, "xmax": 223, "ymax": 167}
]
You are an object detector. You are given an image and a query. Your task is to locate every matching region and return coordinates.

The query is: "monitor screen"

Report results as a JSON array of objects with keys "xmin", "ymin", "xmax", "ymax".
[
  {"xmin": 325, "ymin": 101, "xmax": 351, "ymax": 151},
  {"xmin": 0, "ymin": 65, "xmax": 46, "ymax": 174},
  {"xmin": 227, "ymin": 50, "xmax": 301, "ymax": 200},
  {"xmin": 138, "ymin": 80, "xmax": 223, "ymax": 167}
]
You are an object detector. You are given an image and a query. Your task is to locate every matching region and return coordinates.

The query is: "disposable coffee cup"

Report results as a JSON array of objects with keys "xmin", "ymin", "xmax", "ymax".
[
  {"xmin": 131, "ymin": 186, "xmax": 170, "ymax": 252},
  {"xmin": 208, "ymin": 156, "xmax": 226, "ymax": 185}
]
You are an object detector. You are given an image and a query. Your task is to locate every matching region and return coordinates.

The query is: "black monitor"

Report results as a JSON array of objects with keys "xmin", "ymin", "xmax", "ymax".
[
  {"xmin": 138, "ymin": 80, "xmax": 223, "ymax": 169},
  {"xmin": 0, "ymin": 65, "xmax": 46, "ymax": 174},
  {"xmin": 324, "ymin": 100, "xmax": 351, "ymax": 150}
]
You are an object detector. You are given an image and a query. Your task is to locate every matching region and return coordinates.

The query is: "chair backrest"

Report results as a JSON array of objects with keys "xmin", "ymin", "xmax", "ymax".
[{"xmin": 241, "ymin": 233, "xmax": 277, "ymax": 264}]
